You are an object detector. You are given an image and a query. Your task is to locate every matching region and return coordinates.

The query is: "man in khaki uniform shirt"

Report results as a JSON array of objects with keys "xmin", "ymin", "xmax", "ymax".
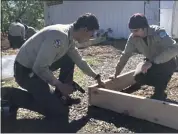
[
  {"xmin": 8, "ymin": 19, "xmax": 25, "ymax": 49},
  {"xmin": 13, "ymin": 13, "xmax": 104, "ymax": 120},
  {"xmin": 112, "ymin": 13, "xmax": 178, "ymax": 100}
]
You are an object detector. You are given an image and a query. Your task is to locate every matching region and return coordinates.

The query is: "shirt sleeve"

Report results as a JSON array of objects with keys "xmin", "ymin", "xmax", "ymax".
[
  {"xmin": 115, "ymin": 34, "xmax": 136, "ymax": 75},
  {"xmin": 32, "ymin": 33, "xmax": 67, "ymax": 86},
  {"xmin": 122, "ymin": 34, "xmax": 136, "ymax": 56},
  {"xmin": 153, "ymin": 30, "xmax": 178, "ymax": 64},
  {"xmin": 67, "ymin": 43, "xmax": 97, "ymax": 78}
]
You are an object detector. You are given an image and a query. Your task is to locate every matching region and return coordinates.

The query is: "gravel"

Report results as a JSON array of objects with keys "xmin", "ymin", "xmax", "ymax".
[{"xmin": 1, "ymin": 41, "xmax": 178, "ymax": 133}]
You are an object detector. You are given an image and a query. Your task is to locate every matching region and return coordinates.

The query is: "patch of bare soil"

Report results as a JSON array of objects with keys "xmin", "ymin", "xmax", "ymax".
[
  {"xmin": 2, "ymin": 40, "xmax": 178, "ymax": 133},
  {"xmin": 1, "ymin": 35, "xmax": 19, "ymax": 56},
  {"xmin": 2, "ymin": 48, "xmax": 19, "ymax": 56},
  {"xmin": 1, "ymin": 34, "xmax": 10, "ymax": 50}
]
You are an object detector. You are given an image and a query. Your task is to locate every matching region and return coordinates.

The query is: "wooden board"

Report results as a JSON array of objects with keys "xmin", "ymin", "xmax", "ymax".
[
  {"xmin": 89, "ymin": 70, "xmax": 136, "ymax": 91},
  {"xmin": 88, "ymin": 87, "xmax": 178, "ymax": 130}
]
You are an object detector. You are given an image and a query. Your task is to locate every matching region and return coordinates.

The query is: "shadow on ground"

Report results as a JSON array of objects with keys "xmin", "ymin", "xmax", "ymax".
[
  {"xmin": 122, "ymin": 85, "xmax": 178, "ymax": 105},
  {"xmin": 2, "ymin": 112, "xmax": 89, "ymax": 133},
  {"xmin": 87, "ymin": 106, "xmax": 178, "ymax": 133},
  {"xmin": 2, "ymin": 106, "xmax": 178, "ymax": 133}
]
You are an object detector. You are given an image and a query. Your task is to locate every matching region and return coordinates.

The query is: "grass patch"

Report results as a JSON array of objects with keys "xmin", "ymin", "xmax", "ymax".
[
  {"xmin": 53, "ymin": 56, "xmax": 99, "ymax": 88},
  {"xmin": 1, "ymin": 79, "xmax": 19, "ymax": 88},
  {"xmin": 85, "ymin": 57, "xmax": 99, "ymax": 66},
  {"xmin": 73, "ymin": 57, "xmax": 99, "ymax": 87}
]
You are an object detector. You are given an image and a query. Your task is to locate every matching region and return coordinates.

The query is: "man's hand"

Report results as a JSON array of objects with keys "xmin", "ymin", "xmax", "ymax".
[
  {"xmin": 55, "ymin": 82, "xmax": 74, "ymax": 96},
  {"xmin": 109, "ymin": 75, "xmax": 115, "ymax": 80},
  {"xmin": 109, "ymin": 69, "xmax": 119, "ymax": 80},
  {"xmin": 97, "ymin": 80, "xmax": 105, "ymax": 88},
  {"xmin": 109, "ymin": 65, "xmax": 122, "ymax": 80},
  {"xmin": 141, "ymin": 61, "xmax": 152, "ymax": 73},
  {"xmin": 95, "ymin": 74, "xmax": 105, "ymax": 88},
  {"xmin": 137, "ymin": 61, "xmax": 152, "ymax": 74}
]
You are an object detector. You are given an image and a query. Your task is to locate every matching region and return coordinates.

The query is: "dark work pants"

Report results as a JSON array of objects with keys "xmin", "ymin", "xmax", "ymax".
[
  {"xmin": 50, "ymin": 54, "xmax": 75, "ymax": 84},
  {"xmin": 134, "ymin": 58, "xmax": 177, "ymax": 95},
  {"xmin": 8, "ymin": 34, "xmax": 25, "ymax": 49},
  {"xmin": 13, "ymin": 54, "xmax": 75, "ymax": 119}
]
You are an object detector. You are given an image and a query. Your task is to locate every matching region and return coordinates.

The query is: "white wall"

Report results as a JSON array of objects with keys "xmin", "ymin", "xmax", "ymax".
[
  {"xmin": 160, "ymin": 9, "xmax": 173, "ymax": 36},
  {"xmin": 160, "ymin": 1, "xmax": 174, "ymax": 37},
  {"xmin": 45, "ymin": 1, "xmax": 145, "ymax": 39},
  {"xmin": 172, "ymin": 1, "xmax": 178, "ymax": 38},
  {"xmin": 144, "ymin": 1, "xmax": 160, "ymax": 25}
]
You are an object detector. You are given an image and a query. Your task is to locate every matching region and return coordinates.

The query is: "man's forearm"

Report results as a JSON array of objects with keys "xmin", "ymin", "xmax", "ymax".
[
  {"xmin": 32, "ymin": 66, "xmax": 60, "ymax": 87},
  {"xmin": 115, "ymin": 55, "xmax": 129, "ymax": 77},
  {"xmin": 76, "ymin": 59, "xmax": 97, "ymax": 79},
  {"xmin": 67, "ymin": 47, "xmax": 97, "ymax": 79}
]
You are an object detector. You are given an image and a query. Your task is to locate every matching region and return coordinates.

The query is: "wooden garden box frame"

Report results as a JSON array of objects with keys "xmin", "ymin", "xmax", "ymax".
[{"xmin": 88, "ymin": 70, "xmax": 178, "ymax": 130}]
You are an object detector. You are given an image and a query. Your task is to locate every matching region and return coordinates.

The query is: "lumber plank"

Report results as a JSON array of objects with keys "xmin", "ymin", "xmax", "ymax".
[
  {"xmin": 89, "ymin": 70, "xmax": 136, "ymax": 91},
  {"xmin": 89, "ymin": 87, "xmax": 178, "ymax": 130}
]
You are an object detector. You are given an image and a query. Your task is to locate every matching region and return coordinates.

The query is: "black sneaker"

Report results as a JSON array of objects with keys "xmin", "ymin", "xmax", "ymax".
[
  {"xmin": 55, "ymin": 81, "xmax": 85, "ymax": 106},
  {"xmin": 55, "ymin": 90, "xmax": 81, "ymax": 106},
  {"xmin": 1, "ymin": 100, "xmax": 18, "ymax": 120}
]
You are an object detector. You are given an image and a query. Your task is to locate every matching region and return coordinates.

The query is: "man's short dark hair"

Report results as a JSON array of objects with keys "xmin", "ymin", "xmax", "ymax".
[
  {"xmin": 128, "ymin": 13, "xmax": 149, "ymax": 29},
  {"xmin": 16, "ymin": 19, "xmax": 22, "ymax": 23},
  {"xmin": 74, "ymin": 13, "xmax": 99, "ymax": 31}
]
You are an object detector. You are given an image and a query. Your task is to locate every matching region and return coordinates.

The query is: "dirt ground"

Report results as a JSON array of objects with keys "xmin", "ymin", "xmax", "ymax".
[{"xmin": 1, "ymin": 39, "xmax": 178, "ymax": 133}]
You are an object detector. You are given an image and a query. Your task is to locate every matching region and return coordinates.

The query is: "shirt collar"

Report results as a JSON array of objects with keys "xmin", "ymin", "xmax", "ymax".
[
  {"xmin": 68, "ymin": 22, "xmax": 81, "ymax": 45},
  {"xmin": 68, "ymin": 23, "xmax": 75, "ymax": 42},
  {"xmin": 145, "ymin": 26, "xmax": 154, "ymax": 36}
]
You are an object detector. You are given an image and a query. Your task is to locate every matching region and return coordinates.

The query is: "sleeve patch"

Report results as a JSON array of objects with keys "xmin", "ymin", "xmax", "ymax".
[
  {"xmin": 159, "ymin": 31, "xmax": 167, "ymax": 38},
  {"xmin": 53, "ymin": 39, "xmax": 61, "ymax": 48}
]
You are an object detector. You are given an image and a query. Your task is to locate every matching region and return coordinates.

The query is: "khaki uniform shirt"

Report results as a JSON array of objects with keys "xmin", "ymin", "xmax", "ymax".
[
  {"xmin": 9, "ymin": 22, "xmax": 25, "ymax": 38},
  {"xmin": 26, "ymin": 26, "xmax": 37, "ymax": 39},
  {"xmin": 15, "ymin": 23, "xmax": 97, "ymax": 85},
  {"xmin": 116, "ymin": 25, "xmax": 178, "ymax": 75}
]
